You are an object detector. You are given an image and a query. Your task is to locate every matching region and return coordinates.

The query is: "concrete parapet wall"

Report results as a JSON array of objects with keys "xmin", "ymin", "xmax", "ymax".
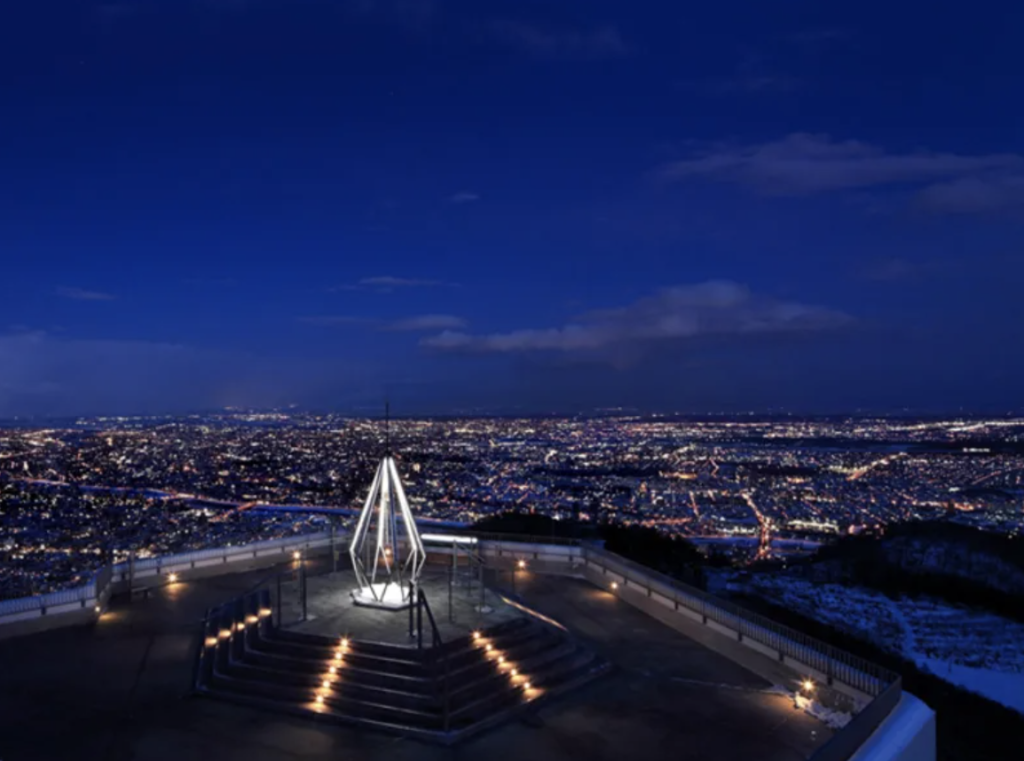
[
  {"xmin": 0, "ymin": 532, "xmax": 340, "ymax": 641},
  {"xmin": 581, "ymin": 560, "xmax": 876, "ymax": 706},
  {"xmin": 848, "ymin": 694, "xmax": 936, "ymax": 761}
]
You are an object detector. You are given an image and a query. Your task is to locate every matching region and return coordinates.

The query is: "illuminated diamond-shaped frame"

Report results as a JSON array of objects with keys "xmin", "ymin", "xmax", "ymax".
[{"xmin": 349, "ymin": 456, "xmax": 426, "ymax": 609}]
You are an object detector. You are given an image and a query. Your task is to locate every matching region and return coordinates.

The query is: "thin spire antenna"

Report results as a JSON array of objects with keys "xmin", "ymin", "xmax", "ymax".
[{"xmin": 384, "ymin": 399, "xmax": 390, "ymax": 455}]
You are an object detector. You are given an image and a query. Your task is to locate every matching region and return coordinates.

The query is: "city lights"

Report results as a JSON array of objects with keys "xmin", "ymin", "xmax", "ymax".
[{"xmin": 3, "ymin": 414, "xmax": 1023, "ymax": 602}]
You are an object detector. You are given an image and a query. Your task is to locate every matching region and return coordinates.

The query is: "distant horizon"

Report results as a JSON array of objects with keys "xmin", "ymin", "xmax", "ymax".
[{"xmin": 2, "ymin": 406, "xmax": 1023, "ymax": 425}]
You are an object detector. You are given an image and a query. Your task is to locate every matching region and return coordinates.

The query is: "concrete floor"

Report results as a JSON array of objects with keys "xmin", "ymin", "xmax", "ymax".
[{"xmin": 0, "ymin": 562, "xmax": 831, "ymax": 761}]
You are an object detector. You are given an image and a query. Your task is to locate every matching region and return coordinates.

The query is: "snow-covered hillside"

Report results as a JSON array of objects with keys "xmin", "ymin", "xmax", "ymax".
[{"xmin": 743, "ymin": 575, "xmax": 1024, "ymax": 714}]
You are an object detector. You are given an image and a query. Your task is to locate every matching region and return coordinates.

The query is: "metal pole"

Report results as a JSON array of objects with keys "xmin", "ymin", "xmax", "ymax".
[
  {"xmin": 449, "ymin": 540, "xmax": 455, "ymax": 624},
  {"xmin": 301, "ymin": 558, "xmax": 307, "ymax": 622},
  {"xmin": 408, "ymin": 581, "xmax": 415, "ymax": 639},
  {"xmin": 276, "ymin": 573, "xmax": 282, "ymax": 626},
  {"xmin": 417, "ymin": 589, "xmax": 423, "ymax": 650},
  {"xmin": 128, "ymin": 550, "xmax": 135, "ymax": 601},
  {"xmin": 442, "ymin": 651, "xmax": 450, "ymax": 733},
  {"xmin": 479, "ymin": 555, "xmax": 485, "ymax": 612},
  {"xmin": 331, "ymin": 522, "xmax": 337, "ymax": 574}
]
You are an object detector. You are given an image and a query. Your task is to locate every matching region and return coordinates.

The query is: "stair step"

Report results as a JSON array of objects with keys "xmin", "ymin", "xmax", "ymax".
[{"xmin": 197, "ymin": 599, "xmax": 610, "ymax": 744}]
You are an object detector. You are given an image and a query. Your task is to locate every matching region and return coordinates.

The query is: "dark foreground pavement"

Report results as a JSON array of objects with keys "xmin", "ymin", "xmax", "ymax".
[{"xmin": 0, "ymin": 564, "xmax": 830, "ymax": 761}]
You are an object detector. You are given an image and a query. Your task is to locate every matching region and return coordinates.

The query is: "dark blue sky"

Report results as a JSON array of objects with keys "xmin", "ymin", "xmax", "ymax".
[{"xmin": 2, "ymin": 0, "xmax": 1022, "ymax": 416}]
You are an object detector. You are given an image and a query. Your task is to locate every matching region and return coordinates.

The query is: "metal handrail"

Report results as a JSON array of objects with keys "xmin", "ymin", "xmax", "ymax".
[
  {"xmin": 460, "ymin": 530, "xmax": 584, "ymax": 547},
  {"xmin": 417, "ymin": 587, "xmax": 443, "ymax": 649},
  {"xmin": 410, "ymin": 586, "xmax": 449, "ymax": 733},
  {"xmin": 582, "ymin": 545, "xmax": 900, "ymax": 695}
]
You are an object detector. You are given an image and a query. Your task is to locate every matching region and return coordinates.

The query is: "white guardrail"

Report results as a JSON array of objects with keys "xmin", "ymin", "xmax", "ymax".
[{"xmin": 0, "ymin": 531, "xmax": 337, "ymax": 629}]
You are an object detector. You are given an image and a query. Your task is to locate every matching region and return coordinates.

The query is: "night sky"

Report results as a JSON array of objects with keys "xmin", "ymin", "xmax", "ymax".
[{"xmin": 2, "ymin": 1, "xmax": 1022, "ymax": 416}]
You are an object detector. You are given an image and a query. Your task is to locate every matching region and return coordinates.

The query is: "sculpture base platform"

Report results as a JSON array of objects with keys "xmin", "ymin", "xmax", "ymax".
[{"xmin": 351, "ymin": 583, "xmax": 412, "ymax": 611}]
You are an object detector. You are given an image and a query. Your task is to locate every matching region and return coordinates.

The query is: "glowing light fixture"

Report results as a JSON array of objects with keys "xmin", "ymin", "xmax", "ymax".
[
  {"xmin": 610, "ymin": 582, "xmax": 619, "ymax": 591},
  {"xmin": 349, "ymin": 442, "xmax": 426, "ymax": 609},
  {"xmin": 167, "ymin": 572, "xmax": 179, "ymax": 583},
  {"xmin": 292, "ymin": 551, "xmax": 302, "ymax": 561},
  {"xmin": 802, "ymin": 679, "xmax": 815, "ymax": 693},
  {"xmin": 517, "ymin": 559, "xmax": 526, "ymax": 570}
]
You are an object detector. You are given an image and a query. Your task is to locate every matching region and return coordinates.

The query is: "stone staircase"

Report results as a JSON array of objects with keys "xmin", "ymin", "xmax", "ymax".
[{"xmin": 194, "ymin": 589, "xmax": 609, "ymax": 743}]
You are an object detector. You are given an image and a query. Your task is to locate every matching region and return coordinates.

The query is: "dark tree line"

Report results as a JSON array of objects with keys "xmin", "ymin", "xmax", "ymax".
[{"xmin": 472, "ymin": 511, "xmax": 708, "ymax": 588}]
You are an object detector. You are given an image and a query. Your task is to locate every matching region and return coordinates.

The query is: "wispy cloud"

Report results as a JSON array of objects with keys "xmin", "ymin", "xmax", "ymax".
[
  {"xmin": 346, "ymin": 0, "xmax": 434, "ymax": 22},
  {"xmin": 786, "ymin": 27, "xmax": 853, "ymax": 45},
  {"xmin": 296, "ymin": 315, "xmax": 373, "ymax": 327},
  {"xmin": 678, "ymin": 73, "xmax": 801, "ymax": 96},
  {"xmin": 0, "ymin": 330, "xmax": 384, "ymax": 417},
  {"xmin": 915, "ymin": 175, "xmax": 1024, "ymax": 216},
  {"xmin": 299, "ymin": 313, "xmax": 465, "ymax": 332},
  {"xmin": 861, "ymin": 258, "xmax": 920, "ymax": 283},
  {"xmin": 678, "ymin": 54, "xmax": 802, "ymax": 96},
  {"xmin": 384, "ymin": 314, "xmax": 466, "ymax": 332},
  {"xmin": 448, "ymin": 191, "xmax": 480, "ymax": 204},
  {"xmin": 422, "ymin": 281, "xmax": 849, "ymax": 354},
  {"xmin": 487, "ymin": 20, "xmax": 628, "ymax": 60},
  {"xmin": 331, "ymin": 275, "xmax": 457, "ymax": 293},
  {"xmin": 56, "ymin": 286, "xmax": 116, "ymax": 301},
  {"xmin": 658, "ymin": 134, "xmax": 1024, "ymax": 214},
  {"xmin": 184, "ymin": 277, "xmax": 238, "ymax": 288},
  {"xmin": 360, "ymin": 275, "xmax": 446, "ymax": 288}
]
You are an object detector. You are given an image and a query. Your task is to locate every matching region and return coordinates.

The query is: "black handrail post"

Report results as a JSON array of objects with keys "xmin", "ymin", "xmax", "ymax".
[
  {"xmin": 408, "ymin": 580, "xmax": 415, "ymax": 639},
  {"xmin": 442, "ymin": 648, "xmax": 450, "ymax": 733},
  {"xmin": 448, "ymin": 544, "xmax": 455, "ymax": 624},
  {"xmin": 417, "ymin": 588, "xmax": 423, "ymax": 650},
  {"xmin": 300, "ymin": 557, "xmax": 307, "ymax": 623},
  {"xmin": 276, "ymin": 573, "xmax": 282, "ymax": 626}
]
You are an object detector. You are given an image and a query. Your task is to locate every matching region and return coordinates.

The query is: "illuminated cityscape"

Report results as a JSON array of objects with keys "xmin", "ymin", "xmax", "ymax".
[{"xmin": 2, "ymin": 412, "xmax": 1022, "ymax": 598}]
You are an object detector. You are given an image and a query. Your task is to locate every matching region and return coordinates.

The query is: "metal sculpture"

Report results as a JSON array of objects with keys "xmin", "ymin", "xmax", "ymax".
[{"xmin": 349, "ymin": 448, "xmax": 425, "ymax": 609}]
